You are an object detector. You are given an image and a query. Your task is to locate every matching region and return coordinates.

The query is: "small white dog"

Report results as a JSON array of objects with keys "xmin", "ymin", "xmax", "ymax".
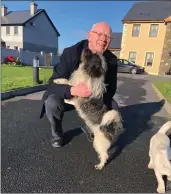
[{"xmin": 148, "ymin": 121, "xmax": 171, "ymax": 193}]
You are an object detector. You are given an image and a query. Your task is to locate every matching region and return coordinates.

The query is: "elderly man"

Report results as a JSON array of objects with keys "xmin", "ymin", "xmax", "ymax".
[{"xmin": 40, "ymin": 22, "xmax": 119, "ymax": 148}]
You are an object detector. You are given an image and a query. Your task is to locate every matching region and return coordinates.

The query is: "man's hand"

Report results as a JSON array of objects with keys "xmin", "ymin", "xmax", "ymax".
[{"xmin": 71, "ymin": 83, "xmax": 91, "ymax": 97}]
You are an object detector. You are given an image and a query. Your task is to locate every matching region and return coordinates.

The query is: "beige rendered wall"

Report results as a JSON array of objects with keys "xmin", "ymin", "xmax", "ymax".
[{"xmin": 120, "ymin": 22, "xmax": 166, "ymax": 75}]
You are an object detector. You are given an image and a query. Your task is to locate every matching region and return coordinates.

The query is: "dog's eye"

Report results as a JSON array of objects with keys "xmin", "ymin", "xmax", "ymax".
[{"xmin": 83, "ymin": 103, "xmax": 88, "ymax": 108}]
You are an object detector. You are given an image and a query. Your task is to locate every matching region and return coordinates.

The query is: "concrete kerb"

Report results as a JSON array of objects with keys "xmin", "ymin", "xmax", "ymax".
[
  {"xmin": 1, "ymin": 83, "xmax": 48, "ymax": 101},
  {"xmin": 152, "ymin": 83, "xmax": 171, "ymax": 116}
]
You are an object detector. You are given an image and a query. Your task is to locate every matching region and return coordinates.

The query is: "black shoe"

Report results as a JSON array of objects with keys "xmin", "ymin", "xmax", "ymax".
[
  {"xmin": 81, "ymin": 126, "xmax": 94, "ymax": 142},
  {"xmin": 51, "ymin": 137, "xmax": 63, "ymax": 148},
  {"xmin": 51, "ymin": 122, "xmax": 64, "ymax": 147}
]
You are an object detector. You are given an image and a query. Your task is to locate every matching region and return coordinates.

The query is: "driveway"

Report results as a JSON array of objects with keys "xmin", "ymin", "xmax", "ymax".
[{"xmin": 1, "ymin": 74, "xmax": 171, "ymax": 193}]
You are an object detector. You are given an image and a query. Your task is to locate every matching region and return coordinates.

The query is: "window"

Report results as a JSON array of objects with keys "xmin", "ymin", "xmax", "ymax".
[
  {"xmin": 14, "ymin": 46, "xmax": 18, "ymax": 50},
  {"xmin": 129, "ymin": 52, "xmax": 137, "ymax": 63},
  {"xmin": 30, "ymin": 21, "xmax": 35, "ymax": 26},
  {"xmin": 14, "ymin": 26, "xmax": 18, "ymax": 35},
  {"xmin": 132, "ymin": 24, "xmax": 141, "ymax": 37},
  {"xmin": 6, "ymin": 26, "xmax": 10, "ymax": 35},
  {"xmin": 123, "ymin": 60, "xmax": 129, "ymax": 65},
  {"xmin": 118, "ymin": 59, "xmax": 122, "ymax": 64},
  {"xmin": 149, "ymin": 24, "xmax": 159, "ymax": 37},
  {"xmin": 145, "ymin": 52, "xmax": 154, "ymax": 66}
]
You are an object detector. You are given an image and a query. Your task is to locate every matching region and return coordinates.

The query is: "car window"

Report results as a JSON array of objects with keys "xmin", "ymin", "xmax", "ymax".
[
  {"xmin": 118, "ymin": 59, "xmax": 122, "ymax": 64},
  {"xmin": 123, "ymin": 60, "xmax": 129, "ymax": 65}
]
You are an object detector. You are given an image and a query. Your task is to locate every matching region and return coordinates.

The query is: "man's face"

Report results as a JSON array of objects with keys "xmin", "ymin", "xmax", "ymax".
[{"xmin": 88, "ymin": 23, "xmax": 112, "ymax": 54}]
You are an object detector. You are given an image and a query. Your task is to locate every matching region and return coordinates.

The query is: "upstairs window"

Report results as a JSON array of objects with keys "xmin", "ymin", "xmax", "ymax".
[
  {"xmin": 14, "ymin": 26, "xmax": 18, "ymax": 35},
  {"xmin": 132, "ymin": 24, "xmax": 141, "ymax": 37},
  {"xmin": 6, "ymin": 26, "xmax": 10, "ymax": 35},
  {"xmin": 149, "ymin": 24, "xmax": 159, "ymax": 37}
]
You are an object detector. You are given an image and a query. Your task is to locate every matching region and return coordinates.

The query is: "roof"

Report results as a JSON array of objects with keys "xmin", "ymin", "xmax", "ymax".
[
  {"xmin": 109, "ymin": 32, "xmax": 122, "ymax": 49},
  {"xmin": 122, "ymin": 1, "xmax": 171, "ymax": 22},
  {"xmin": 1, "ymin": 9, "xmax": 42, "ymax": 25},
  {"xmin": 1, "ymin": 9, "xmax": 60, "ymax": 36}
]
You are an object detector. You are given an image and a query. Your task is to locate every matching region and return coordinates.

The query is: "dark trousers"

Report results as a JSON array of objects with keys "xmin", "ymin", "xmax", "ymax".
[
  {"xmin": 45, "ymin": 94, "xmax": 119, "ymax": 138},
  {"xmin": 45, "ymin": 94, "xmax": 75, "ymax": 138}
]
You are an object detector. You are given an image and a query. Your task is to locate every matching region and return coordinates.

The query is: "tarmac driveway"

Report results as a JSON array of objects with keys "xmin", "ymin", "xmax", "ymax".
[{"xmin": 1, "ymin": 74, "xmax": 171, "ymax": 193}]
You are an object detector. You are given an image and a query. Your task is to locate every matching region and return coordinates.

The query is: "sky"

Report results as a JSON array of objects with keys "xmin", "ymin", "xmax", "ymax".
[{"xmin": 2, "ymin": 1, "xmax": 136, "ymax": 53}]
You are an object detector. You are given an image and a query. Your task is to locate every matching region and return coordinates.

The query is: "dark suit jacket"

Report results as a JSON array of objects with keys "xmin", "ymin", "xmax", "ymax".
[{"xmin": 40, "ymin": 39, "xmax": 118, "ymax": 118}]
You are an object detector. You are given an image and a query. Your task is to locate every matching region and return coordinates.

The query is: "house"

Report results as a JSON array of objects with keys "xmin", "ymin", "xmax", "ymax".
[
  {"xmin": 1, "ymin": 2, "xmax": 60, "ymax": 54},
  {"xmin": 120, "ymin": 1, "xmax": 171, "ymax": 75},
  {"xmin": 109, "ymin": 32, "xmax": 122, "ymax": 58}
]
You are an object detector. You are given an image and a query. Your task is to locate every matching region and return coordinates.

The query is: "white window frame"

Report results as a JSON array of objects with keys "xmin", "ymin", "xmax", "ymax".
[
  {"xmin": 14, "ymin": 26, "xmax": 18, "ymax": 35},
  {"xmin": 132, "ymin": 24, "xmax": 141, "ymax": 37},
  {"xmin": 145, "ymin": 52, "xmax": 154, "ymax": 66},
  {"xmin": 6, "ymin": 26, "xmax": 10, "ymax": 35},
  {"xmin": 149, "ymin": 24, "xmax": 159, "ymax": 37},
  {"xmin": 129, "ymin": 51, "xmax": 137, "ymax": 63}
]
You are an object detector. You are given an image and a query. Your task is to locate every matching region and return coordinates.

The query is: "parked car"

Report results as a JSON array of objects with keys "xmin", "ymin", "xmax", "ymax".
[{"xmin": 117, "ymin": 59, "xmax": 145, "ymax": 74}]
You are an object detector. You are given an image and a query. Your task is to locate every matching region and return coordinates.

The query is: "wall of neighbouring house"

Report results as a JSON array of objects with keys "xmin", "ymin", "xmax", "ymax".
[
  {"xmin": 120, "ymin": 22, "xmax": 166, "ymax": 75},
  {"xmin": 110, "ymin": 50, "xmax": 121, "ymax": 58},
  {"xmin": 1, "ymin": 47, "xmax": 60, "ymax": 66},
  {"xmin": 1, "ymin": 26, "xmax": 23, "ymax": 49},
  {"xmin": 23, "ymin": 11, "xmax": 58, "ymax": 54},
  {"xmin": 159, "ymin": 22, "xmax": 171, "ymax": 75}
]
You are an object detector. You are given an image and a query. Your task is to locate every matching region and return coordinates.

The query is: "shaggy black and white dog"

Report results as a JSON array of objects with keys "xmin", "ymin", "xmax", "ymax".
[{"xmin": 54, "ymin": 48, "xmax": 123, "ymax": 170}]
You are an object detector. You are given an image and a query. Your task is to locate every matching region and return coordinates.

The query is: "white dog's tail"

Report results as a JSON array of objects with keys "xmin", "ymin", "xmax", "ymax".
[{"xmin": 158, "ymin": 121, "xmax": 171, "ymax": 135}]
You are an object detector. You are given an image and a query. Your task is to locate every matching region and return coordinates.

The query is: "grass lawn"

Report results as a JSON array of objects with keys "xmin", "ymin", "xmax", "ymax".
[
  {"xmin": 153, "ymin": 81, "xmax": 171, "ymax": 104},
  {"xmin": 1, "ymin": 64, "xmax": 53, "ymax": 92}
]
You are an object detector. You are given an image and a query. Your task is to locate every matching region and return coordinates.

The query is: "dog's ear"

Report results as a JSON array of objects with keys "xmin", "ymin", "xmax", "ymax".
[{"xmin": 81, "ymin": 48, "xmax": 92, "ymax": 63}]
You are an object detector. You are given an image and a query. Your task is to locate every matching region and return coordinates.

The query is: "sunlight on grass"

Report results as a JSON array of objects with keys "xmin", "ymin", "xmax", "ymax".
[
  {"xmin": 1, "ymin": 65, "xmax": 52, "ymax": 92},
  {"xmin": 153, "ymin": 81, "xmax": 171, "ymax": 104}
]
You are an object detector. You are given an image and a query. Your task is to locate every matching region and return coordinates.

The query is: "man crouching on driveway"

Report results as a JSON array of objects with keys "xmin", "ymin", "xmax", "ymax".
[{"xmin": 40, "ymin": 22, "xmax": 119, "ymax": 148}]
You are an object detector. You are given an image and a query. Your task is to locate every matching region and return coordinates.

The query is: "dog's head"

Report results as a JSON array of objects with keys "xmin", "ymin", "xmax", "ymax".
[{"xmin": 81, "ymin": 48, "xmax": 107, "ymax": 78}]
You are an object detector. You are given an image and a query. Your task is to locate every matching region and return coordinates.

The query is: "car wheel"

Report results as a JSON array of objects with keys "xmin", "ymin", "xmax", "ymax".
[{"xmin": 131, "ymin": 68, "xmax": 137, "ymax": 74}]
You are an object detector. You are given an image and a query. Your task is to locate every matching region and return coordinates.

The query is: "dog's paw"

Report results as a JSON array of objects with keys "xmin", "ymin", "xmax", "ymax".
[
  {"xmin": 148, "ymin": 163, "xmax": 154, "ymax": 169},
  {"xmin": 64, "ymin": 99, "xmax": 75, "ymax": 105},
  {"xmin": 157, "ymin": 185, "xmax": 165, "ymax": 193},
  {"xmin": 53, "ymin": 79, "xmax": 60, "ymax": 84},
  {"xmin": 53, "ymin": 78, "xmax": 68, "ymax": 84},
  {"xmin": 94, "ymin": 163, "xmax": 104, "ymax": 170},
  {"xmin": 148, "ymin": 160, "xmax": 154, "ymax": 169}
]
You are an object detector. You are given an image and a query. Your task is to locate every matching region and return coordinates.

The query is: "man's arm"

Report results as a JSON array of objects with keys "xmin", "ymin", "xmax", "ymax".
[
  {"xmin": 103, "ymin": 51, "xmax": 118, "ymax": 104},
  {"xmin": 46, "ymin": 47, "xmax": 91, "ymax": 99},
  {"xmin": 46, "ymin": 48, "xmax": 73, "ymax": 99},
  {"xmin": 49, "ymin": 48, "xmax": 71, "ymax": 83}
]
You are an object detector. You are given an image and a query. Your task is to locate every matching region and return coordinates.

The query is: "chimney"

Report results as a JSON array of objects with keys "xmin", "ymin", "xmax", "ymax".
[
  {"xmin": 1, "ymin": 4, "xmax": 8, "ymax": 17},
  {"xmin": 30, "ymin": 1, "xmax": 38, "ymax": 16}
]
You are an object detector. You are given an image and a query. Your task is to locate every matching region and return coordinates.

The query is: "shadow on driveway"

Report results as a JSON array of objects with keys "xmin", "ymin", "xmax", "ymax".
[
  {"xmin": 108, "ymin": 99, "xmax": 165, "ymax": 164},
  {"xmin": 116, "ymin": 75, "xmax": 147, "ymax": 106}
]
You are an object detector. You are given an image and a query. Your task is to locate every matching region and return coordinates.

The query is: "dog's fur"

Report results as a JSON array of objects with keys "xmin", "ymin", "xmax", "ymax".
[
  {"xmin": 53, "ymin": 48, "xmax": 123, "ymax": 169},
  {"xmin": 148, "ymin": 121, "xmax": 171, "ymax": 193}
]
